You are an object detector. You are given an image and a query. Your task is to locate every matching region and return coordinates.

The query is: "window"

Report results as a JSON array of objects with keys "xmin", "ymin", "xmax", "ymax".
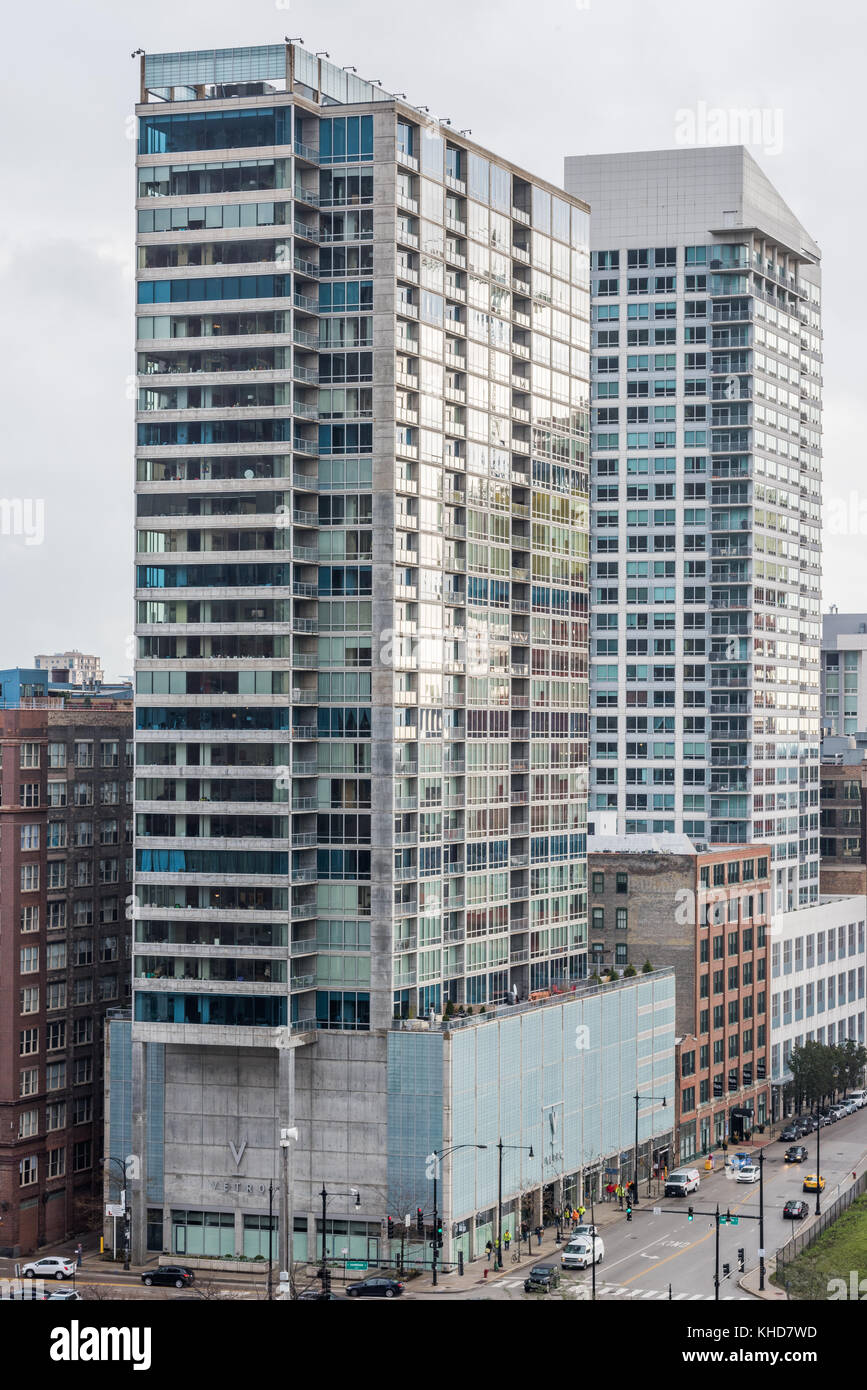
[
  {"xmin": 48, "ymin": 742, "xmax": 67, "ymax": 768},
  {"xmin": 20, "ymin": 823, "xmax": 40, "ymax": 850},
  {"xmin": 47, "ymin": 1021, "xmax": 66, "ymax": 1051},
  {"xmin": 19, "ymin": 1067, "xmax": 38, "ymax": 1097},
  {"xmin": 73, "ymin": 1141, "xmax": 92, "ymax": 1173},
  {"xmin": 20, "ymin": 865, "xmax": 40, "ymax": 893},
  {"xmin": 591, "ymin": 906, "xmax": 604, "ymax": 931},
  {"xmin": 20, "ymin": 945, "xmax": 39, "ymax": 973},
  {"xmin": 47, "ymin": 982, "xmax": 67, "ymax": 1011},
  {"xmin": 46, "ymin": 1102, "xmax": 67, "ymax": 1132},
  {"xmin": 20, "ymin": 742, "xmax": 41, "ymax": 768},
  {"xmin": 47, "ymin": 1148, "xmax": 66, "ymax": 1179},
  {"xmin": 615, "ymin": 872, "xmax": 628, "ymax": 894},
  {"xmin": 616, "ymin": 907, "xmax": 628, "ymax": 930},
  {"xmin": 19, "ymin": 1108, "xmax": 39, "ymax": 1139},
  {"xmin": 46, "ymin": 1061, "xmax": 67, "ymax": 1091},
  {"xmin": 74, "ymin": 741, "xmax": 93, "ymax": 768},
  {"xmin": 73, "ymin": 1095, "xmax": 93, "ymax": 1125},
  {"xmin": 20, "ymin": 988, "xmax": 39, "ymax": 1015},
  {"xmin": 20, "ymin": 904, "xmax": 39, "ymax": 933},
  {"xmin": 19, "ymin": 1156, "xmax": 38, "ymax": 1187},
  {"xmin": 591, "ymin": 872, "xmax": 604, "ymax": 894}
]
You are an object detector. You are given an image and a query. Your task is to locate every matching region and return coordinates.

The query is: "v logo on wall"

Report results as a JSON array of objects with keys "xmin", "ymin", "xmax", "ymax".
[{"xmin": 229, "ymin": 1136, "xmax": 248, "ymax": 1168}]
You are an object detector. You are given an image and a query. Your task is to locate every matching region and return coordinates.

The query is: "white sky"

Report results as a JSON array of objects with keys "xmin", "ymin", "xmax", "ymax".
[{"xmin": 0, "ymin": 0, "xmax": 862, "ymax": 678}]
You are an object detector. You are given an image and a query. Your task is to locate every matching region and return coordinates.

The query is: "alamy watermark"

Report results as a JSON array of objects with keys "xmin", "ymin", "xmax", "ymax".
[
  {"xmin": 0, "ymin": 498, "xmax": 45, "ymax": 547},
  {"xmin": 674, "ymin": 101, "xmax": 784, "ymax": 157}
]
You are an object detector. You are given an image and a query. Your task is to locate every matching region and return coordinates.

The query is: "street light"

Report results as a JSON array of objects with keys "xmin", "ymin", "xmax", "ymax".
[
  {"xmin": 632, "ymin": 1092, "xmax": 667, "ymax": 1205},
  {"xmin": 813, "ymin": 1099, "xmax": 822, "ymax": 1217},
  {"xmin": 319, "ymin": 1184, "xmax": 360, "ymax": 1294},
  {"xmin": 101, "ymin": 1156, "xmax": 130, "ymax": 1270},
  {"xmin": 428, "ymin": 1144, "xmax": 487, "ymax": 1285},
  {"xmin": 496, "ymin": 1140, "xmax": 534, "ymax": 1268}
]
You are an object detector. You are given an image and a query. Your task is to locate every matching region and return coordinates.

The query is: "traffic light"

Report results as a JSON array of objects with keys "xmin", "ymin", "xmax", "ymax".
[
  {"xmin": 436, "ymin": 1218, "xmax": 443, "ymax": 1248},
  {"xmin": 625, "ymin": 1203, "xmax": 632, "ymax": 1222},
  {"xmin": 722, "ymin": 1262, "xmax": 731, "ymax": 1279},
  {"xmin": 687, "ymin": 1206, "xmax": 694, "ymax": 1221},
  {"xmin": 387, "ymin": 1216, "xmax": 394, "ymax": 1239},
  {"xmin": 416, "ymin": 1207, "xmax": 424, "ymax": 1236},
  {"xmin": 737, "ymin": 1248, "xmax": 745, "ymax": 1273}
]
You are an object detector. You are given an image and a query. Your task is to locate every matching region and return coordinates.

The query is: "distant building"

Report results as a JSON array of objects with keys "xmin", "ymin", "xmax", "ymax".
[
  {"xmin": 33, "ymin": 651, "xmax": 104, "ymax": 687},
  {"xmin": 0, "ymin": 668, "xmax": 132, "ymax": 710},
  {"xmin": 587, "ymin": 833, "xmax": 772, "ymax": 1159},
  {"xmin": 0, "ymin": 689, "xmax": 133, "ymax": 1254},
  {"xmin": 822, "ymin": 612, "xmax": 867, "ymax": 737},
  {"xmin": 820, "ymin": 733, "xmax": 867, "ymax": 896}
]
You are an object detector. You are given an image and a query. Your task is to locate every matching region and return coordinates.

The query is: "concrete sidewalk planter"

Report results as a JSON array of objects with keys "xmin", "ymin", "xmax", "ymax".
[{"xmin": 157, "ymin": 1255, "xmax": 269, "ymax": 1277}]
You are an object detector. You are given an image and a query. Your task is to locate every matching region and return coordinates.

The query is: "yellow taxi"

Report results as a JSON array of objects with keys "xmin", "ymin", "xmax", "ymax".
[{"xmin": 802, "ymin": 1174, "xmax": 825, "ymax": 1192}]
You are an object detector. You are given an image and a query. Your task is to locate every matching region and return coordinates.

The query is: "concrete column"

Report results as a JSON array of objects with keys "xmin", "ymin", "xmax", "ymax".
[{"xmin": 130, "ymin": 1038, "xmax": 147, "ymax": 1264}]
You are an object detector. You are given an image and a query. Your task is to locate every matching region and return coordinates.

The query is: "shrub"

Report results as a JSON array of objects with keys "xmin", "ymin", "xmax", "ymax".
[{"xmin": 641, "ymin": 959, "xmax": 654, "ymax": 974}]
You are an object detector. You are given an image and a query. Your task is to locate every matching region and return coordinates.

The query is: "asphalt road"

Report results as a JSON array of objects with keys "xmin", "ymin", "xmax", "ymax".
[{"xmin": 430, "ymin": 1107, "xmax": 867, "ymax": 1301}]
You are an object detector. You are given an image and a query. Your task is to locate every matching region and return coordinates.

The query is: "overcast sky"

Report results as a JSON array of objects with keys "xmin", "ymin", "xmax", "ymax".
[{"xmin": 1, "ymin": 0, "xmax": 862, "ymax": 678}]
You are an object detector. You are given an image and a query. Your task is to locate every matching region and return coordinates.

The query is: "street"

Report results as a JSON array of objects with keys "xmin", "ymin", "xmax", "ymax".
[{"xmin": 413, "ymin": 1107, "xmax": 867, "ymax": 1300}]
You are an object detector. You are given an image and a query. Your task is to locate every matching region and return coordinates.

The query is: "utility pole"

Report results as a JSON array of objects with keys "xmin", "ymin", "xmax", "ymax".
[
  {"xmin": 279, "ymin": 1127, "xmax": 297, "ymax": 1296},
  {"xmin": 714, "ymin": 1204, "xmax": 720, "ymax": 1302},
  {"xmin": 814, "ymin": 1097, "xmax": 822, "ymax": 1217},
  {"xmin": 267, "ymin": 1181, "xmax": 274, "ymax": 1301},
  {"xmin": 758, "ymin": 1145, "xmax": 766, "ymax": 1292}
]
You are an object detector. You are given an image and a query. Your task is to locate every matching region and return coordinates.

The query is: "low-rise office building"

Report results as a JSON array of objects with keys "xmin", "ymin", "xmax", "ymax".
[
  {"xmin": 820, "ymin": 733, "xmax": 867, "ymax": 896},
  {"xmin": 587, "ymin": 834, "xmax": 771, "ymax": 1160},
  {"xmin": 0, "ymin": 695, "xmax": 133, "ymax": 1255}
]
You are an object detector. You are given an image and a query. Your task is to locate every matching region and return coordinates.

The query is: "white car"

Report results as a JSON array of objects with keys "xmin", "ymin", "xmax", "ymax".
[
  {"xmin": 566, "ymin": 1223, "xmax": 598, "ymax": 1239},
  {"xmin": 847, "ymin": 1090, "xmax": 867, "ymax": 1109},
  {"xmin": 22, "ymin": 1256, "xmax": 76, "ymax": 1281},
  {"xmin": 561, "ymin": 1236, "xmax": 604, "ymax": 1269},
  {"xmin": 736, "ymin": 1165, "xmax": 760, "ymax": 1183}
]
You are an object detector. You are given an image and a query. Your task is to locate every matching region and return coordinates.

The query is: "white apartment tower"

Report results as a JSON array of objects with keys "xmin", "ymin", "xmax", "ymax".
[
  {"xmin": 130, "ymin": 44, "xmax": 590, "ymax": 1261},
  {"xmin": 565, "ymin": 147, "xmax": 822, "ymax": 913}
]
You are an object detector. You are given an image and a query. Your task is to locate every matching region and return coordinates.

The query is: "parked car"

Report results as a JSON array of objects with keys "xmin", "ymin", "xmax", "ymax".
[
  {"xmin": 524, "ymin": 1263, "xmax": 561, "ymax": 1292},
  {"xmin": 829, "ymin": 1105, "xmax": 848, "ymax": 1120},
  {"xmin": 779, "ymin": 1125, "xmax": 801, "ymax": 1142},
  {"xmin": 345, "ymin": 1277, "xmax": 404, "ymax": 1298},
  {"xmin": 43, "ymin": 1290, "xmax": 82, "ymax": 1300},
  {"xmin": 141, "ymin": 1265, "xmax": 195, "ymax": 1289},
  {"xmin": 567, "ymin": 1223, "xmax": 598, "ymax": 1239},
  {"xmin": 664, "ymin": 1168, "xmax": 701, "ymax": 1197},
  {"xmin": 561, "ymin": 1236, "xmax": 604, "ymax": 1270},
  {"xmin": 784, "ymin": 1145, "xmax": 809, "ymax": 1163},
  {"xmin": 816, "ymin": 1113, "xmax": 833, "ymax": 1127},
  {"xmin": 802, "ymin": 1174, "xmax": 825, "ymax": 1192},
  {"xmin": 794, "ymin": 1115, "xmax": 816, "ymax": 1134},
  {"xmin": 296, "ymin": 1291, "xmax": 346, "ymax": 1301},
  {"xmin": 21, "ymin": 1256, "xmax": 76, "ymax": 1281},
  {"xmin": 783, "ymin": 1200, "xmax": 809, "ymax": 1220},
  {"xmin": 737, "ymin": 1164, "xmax": 760, "ymax": 1183},
  {"xmin": 847, "ymin": 1089, "xmax": 867, "ymax": 1109}
]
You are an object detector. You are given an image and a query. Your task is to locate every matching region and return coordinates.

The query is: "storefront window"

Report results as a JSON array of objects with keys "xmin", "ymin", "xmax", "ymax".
[{"xmin": 171, "ymin": 1209, "xmax": 234, "ymax": 1257}]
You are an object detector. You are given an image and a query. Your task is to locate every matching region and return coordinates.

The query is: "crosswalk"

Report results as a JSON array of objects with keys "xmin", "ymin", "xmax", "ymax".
[{"xmin": 496, "ymin": 1275, "xmax": 745, "ymax": 1301}]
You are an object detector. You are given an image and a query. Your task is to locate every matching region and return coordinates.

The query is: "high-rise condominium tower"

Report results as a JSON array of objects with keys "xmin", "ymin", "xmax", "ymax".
[
  {"xmin": 565, "ymin": 147, "xmax": 822, "ymax": 913},
  {"xmin": 130, "ymin": 44, "xmax": 590, "ymax": 1261}
]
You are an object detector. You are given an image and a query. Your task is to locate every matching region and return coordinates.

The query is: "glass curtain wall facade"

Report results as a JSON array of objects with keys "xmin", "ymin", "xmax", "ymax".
[
  {"xmin": 565, "ymin": 148, "xmax": 822, "ymax": 913},
  {"xmin": 133, "ymin": 44, "xmax": 590, "ymax": 1048}
]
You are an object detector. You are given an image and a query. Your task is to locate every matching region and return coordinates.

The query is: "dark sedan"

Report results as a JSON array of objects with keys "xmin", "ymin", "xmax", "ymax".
[
  {"xmin": 784, "ymin": 1145, "xmax": 809, "ymax": 1163},
  {"xmin": 783, "ymin": 1200, "xmax": 809, "ymax": 1220},
  {"xmin": 346, "ymin": 1276, "xmax": 404, "ymax": 1299},
  {"xmin": 141, "ymin": 1265, "xmax": 195, "ymax": 1289},
  {"xmin": 779, "ymin": 1125, "xmax": 800, "ymax": 1142}
]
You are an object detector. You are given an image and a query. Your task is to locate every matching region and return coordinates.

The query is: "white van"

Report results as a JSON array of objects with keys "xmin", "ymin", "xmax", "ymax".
[
  {"xmin": 664, "ymin": 1167, "xmax": 701, "ymax": 1197},
  {"xmin": 561, "ymin": 1235, "xmax": 604, "ymax": 1269},
  {"xmin": 846, "ymin": 1089, "xmax": 867, "ymax": 1109}
]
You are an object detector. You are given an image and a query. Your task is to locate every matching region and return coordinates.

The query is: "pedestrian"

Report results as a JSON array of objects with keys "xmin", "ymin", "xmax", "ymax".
[
  {"xmin": 75, "ymin": 1243, "xmax": 83, "ymax": 1269},
  {"xmin": 485, "ymin": 1238, "xmax": 493, "ymax": 1263},
  {"xmin": 606, "ymin": 1182, "xmax": 616, "ymax": 1202},
  {"xmin": 535, "ymin": 1225, "xmax": 543, "ymax": 1248},
  {"xmin": 504, "ymin": 1230, "xmax": 511, "ymax": 1250},
  {"xmin": 617, "ymin": 1184, "xmax": 624, "ymax": 1210},
  {"xmin": 578, "ymin": 1204, "xmax": 586, "ymax": 1224}
]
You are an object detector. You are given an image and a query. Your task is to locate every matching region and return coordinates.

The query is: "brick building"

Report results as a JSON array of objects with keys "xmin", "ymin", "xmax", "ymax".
[
  {"xmin": 0, "ymin": 702, "xmax": 133, "ymax": 1255},
  {"xmin": 587, "ymin": 833, "xmax": 771, "ymax": 1161},
  {"xmin": 820, "ymin": 734, "xmax": 867, "ymax": 896}
]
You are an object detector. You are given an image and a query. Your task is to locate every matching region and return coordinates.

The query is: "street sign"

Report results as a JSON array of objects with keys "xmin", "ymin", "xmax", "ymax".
[
  {"xmin": 346, "ymin": 1260, "xmax": 368, "ymax": 1271},
  {"xmin": 106, "ymin": 1203, "xmax": 124, "ymax": 1218}
]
